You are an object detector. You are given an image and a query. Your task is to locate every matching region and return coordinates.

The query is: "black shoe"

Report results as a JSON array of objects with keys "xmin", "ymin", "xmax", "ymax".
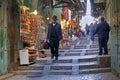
[{"xmin": 55, "ymin": 57, "xmax": 58, "ymax": 60}]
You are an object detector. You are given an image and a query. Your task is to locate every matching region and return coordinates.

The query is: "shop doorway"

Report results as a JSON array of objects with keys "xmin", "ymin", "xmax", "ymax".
[{"xmin": 0, "ymin": 2, "xmax": 8, "ymax": 75}]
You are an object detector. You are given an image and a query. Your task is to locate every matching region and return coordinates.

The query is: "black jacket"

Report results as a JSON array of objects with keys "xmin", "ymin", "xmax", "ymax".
[
  {"xmin": 47, "ymin": 23, "xmax": 63, "ymax": 41},
  {"xmin": 94, "ymin": 21, "xmax": 110, "ymax": 38}
]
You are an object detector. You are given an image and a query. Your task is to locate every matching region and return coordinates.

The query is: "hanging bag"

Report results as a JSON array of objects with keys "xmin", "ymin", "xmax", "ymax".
[
  {"xmin": 43, "ymin": 41, "xmax": 49, "ymax": 49},
  {"xmin": 43, "ymin": 24, "xmax": 52, "ymax": 49}
]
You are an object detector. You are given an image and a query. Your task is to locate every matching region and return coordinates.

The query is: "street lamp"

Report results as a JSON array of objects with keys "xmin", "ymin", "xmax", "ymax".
[
  {"xmin": 66, "ymin": 21, "xmax": 69, "ymax": 25},
  {"xmin": 33, "ymin": 10, "xmax": 37, "ymax": 15},
  {"xmin": 64, "ymin": 19, "xmax": 66, "ymax": 23},
  {"xmin": 46, "ymin": 17, "xmax": 50, "ymax": 21}
]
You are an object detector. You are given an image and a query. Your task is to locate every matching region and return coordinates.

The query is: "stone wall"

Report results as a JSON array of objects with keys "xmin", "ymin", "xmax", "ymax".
[
  {"xmin": 105, "ymin": 0, "xmax": 120, "ymax": 76},
  {"xmin": 97, "ymin": 55, "xmax": 111, "ymax": 67},
  {"xmin": 7, "ymin": 0, "xmax": 20, "ymax": 71}
]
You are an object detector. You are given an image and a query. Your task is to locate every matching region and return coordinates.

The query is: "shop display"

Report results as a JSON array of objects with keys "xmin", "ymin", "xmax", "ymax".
[
  {"xmin": 20, "ymin": 6, "xmax": 39, "ymax": 44},
  {"xmin": 20, "ymin": 6, "xmax": 39, "ymax": 64},
  {"xmin": 19, "ymin": 5, "xmax": 48, "ymax": 64}
]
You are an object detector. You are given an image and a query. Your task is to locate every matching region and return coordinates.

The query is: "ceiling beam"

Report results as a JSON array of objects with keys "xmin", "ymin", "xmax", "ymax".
[{"xmin": 53, "ymin": 1, "xmax": 69, "ymax": 7}]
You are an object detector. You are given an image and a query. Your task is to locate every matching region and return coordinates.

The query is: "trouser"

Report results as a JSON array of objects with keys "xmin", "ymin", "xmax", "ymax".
[
  {"xmin": 98, "ymin": 37, "xmax": 108, "ymax": 55},
  {"xmin": 90, "ymin": 34, "xmax": 94, "ymax": 42},
  {"xmin": 49, "ymin": 39, "xmax": 59, "ymax": 58}
]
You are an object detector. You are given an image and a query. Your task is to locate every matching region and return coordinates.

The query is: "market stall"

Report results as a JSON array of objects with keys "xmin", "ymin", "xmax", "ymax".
[{"xmin": 19, "ymin": 6, "xmax": 41, "ymax": 65}]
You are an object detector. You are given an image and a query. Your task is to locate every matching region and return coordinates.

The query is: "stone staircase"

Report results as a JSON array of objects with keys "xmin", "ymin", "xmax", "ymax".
[{"xmin": 14, "ymin": 37, "xmax": 111, "ymax": 75}]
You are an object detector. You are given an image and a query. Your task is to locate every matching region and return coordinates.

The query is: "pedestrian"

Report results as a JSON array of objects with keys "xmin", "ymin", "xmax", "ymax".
[
  {"xmin": 47, "ymin": 15, "xmax": 63, "ymax": 60},
  {"xmin": 94, "ymin": 20, "xmax": 98, "ymax": 31},
  {"xmin": 89, "ymin": 23, "xmax": 95, "ymax": 44},
  {"xmin": 94, "ymin": 17, "xmax": 110, "ymax": 55},
  {"xmin": 68, "ymin": 26, "xmax": 73, "ymax": 39},
  {"xmin": 85, "ymin": 24, "xmax": 89, "ymax": 35},
  {"xmin": 81, "ymin": 30, "xmax": 86, "ymax": 37}
]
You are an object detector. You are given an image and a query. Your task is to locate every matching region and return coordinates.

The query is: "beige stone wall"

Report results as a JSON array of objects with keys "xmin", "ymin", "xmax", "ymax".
[{"xmin": 105, "ymin": 0, "xmax": 120, "ymax": 75}]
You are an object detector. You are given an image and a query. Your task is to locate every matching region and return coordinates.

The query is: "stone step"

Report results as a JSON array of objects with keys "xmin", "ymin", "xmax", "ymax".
[
  {"xmin": 39, "ymin": 50, "xmax": 98, "ymax": 57},
  {"xmin": 70, "ymin": 48, "xmax": 98, "ymax": 51},
  {"xmin": 75, "ymin": 45, "xmax": 87, "ymax": 47},
  {"xmin": 78, "ymin": 40, "xmax": 90, "ymax": 43},
  {"xmin": 67, "ymin": 52, "xmax": 81, "ymax": 54},
  {"xmin": 51, "ymin": 66, "xmax": 72, "ymax": 70},
  {"xmin": 78, "ymin": 56, "xmax": 97, "ymax": 62},
  {"xmin": 86, "ymin": 49, "xmax": 99, "ymax": 52},
  {"xmin": 79, "ymin": 67, "xmax": 111, "ymax": 74},
  {"xmin": 79, "ymin": 62, "xmax": 99, "ymax": 69},
  {"xmin": 21, "ymin": 61, "xmax": 107, "ymax": 70},
  {"xmin": 69, "ymin": 49, "xmax": 82, "ymax": 52},
  {"xmin": 16, "ymin": 65, "xmax": 111, "ymax": 75},
  {"xmin": 37, "ymin": 55, "xmax": 98, "ymax": 62},
  {"xmin": 36, "ymin": 55, "xmax": 98, "ymax": 64},
  {"xmin": 61, "ymin": 47, "xmax": 71, "ymax": 49},
  {"xmin": 59, "ymin": 49, "xmax": 68, "ymax": 52},
  {"xmin": 61, "ymin": 52, "xmax": 97, "ymax": 56},
  {"xmin": 50, "ymin": 70, "xmax": 71, "ymax": 75},
  {"xmin": 90, "ymin": 45, "xmax": 98, "ymax": 48},
  {"xmin": 36, "ymin": 60, "xmax": 48, "ymax": 64},
  {"xmin": 59, "ymin": 48, "xmax": 98, "ymax": 52},
  {"xmin": 12, "ymin": 70, "xmax": 43, "ymax": 75},
  {"xmin": 17, "ymin": 66, "xmax": 44, "ymax": 70},
  {"xmin": 74, "ymin": 46, "xmax": 86, "ymax": 49},
  {"xmin": 59, "ymin": 50, "xmax": 65, "ymax": 53},
  {"xmin": 68, "ymin": 50, "xmax": 82, "ymax": 54},
  {"xmin": 36, "ymin": 59, "xmax": 72, "ymax": 64},
  {"xmin": 50, "ymin": 62, "xmax": 101, "ymax": 70},
  {"xmin": 85, "ymin": 52, "xmax": 98, "ymax": 55},
  {"xmin": 65, "ymin": 53, "xmax": 80, "ymax": 56},
  {"xmin": 50, "ymin": 68, "xmax": 111, "ymax": 75},
  {"xmin": 17, "ymin": 62, "xmax": 99, "ymax": 71}
]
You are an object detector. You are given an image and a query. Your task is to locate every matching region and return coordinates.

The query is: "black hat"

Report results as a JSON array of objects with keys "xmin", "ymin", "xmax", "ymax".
[{"xmin": 52, "ymin": 15, "xmax": 57, "ymax": 20}]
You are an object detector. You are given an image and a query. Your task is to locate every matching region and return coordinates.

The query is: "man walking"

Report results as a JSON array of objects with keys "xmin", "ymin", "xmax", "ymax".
[
  {"xmin": 47, "ymin": 15, "xmax": 63, "ymax": 60},
  {"xmin": 89, "ymin": 23, "xmax": 95, "ymax": 44},
  {"xmin": 94, "ymin": 17, "xmax": 110, "ymax": 55},
  {"xmin": 85, "ymin": 24, "xmax": 89, "ymax": 35}
]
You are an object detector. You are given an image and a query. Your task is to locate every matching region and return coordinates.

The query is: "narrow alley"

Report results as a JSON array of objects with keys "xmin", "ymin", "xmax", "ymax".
[
  {"xmin": 2, "ymin": 37, "xmax": 119, "ymax": 80},
  {"xmin": 0, "ymin": 0, "xmax": 120, "ymax": 80}
]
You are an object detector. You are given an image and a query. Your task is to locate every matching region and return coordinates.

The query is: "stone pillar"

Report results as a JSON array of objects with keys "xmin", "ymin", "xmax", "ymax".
[{"xmin": 7, "ymin": 0, "xmax": 20, "ymax": 71}]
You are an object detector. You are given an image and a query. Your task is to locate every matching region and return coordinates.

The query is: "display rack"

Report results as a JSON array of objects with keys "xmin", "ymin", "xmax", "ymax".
[{"xmin": 19, "ymin": 6, "xmax": 38, "ymax": 65}]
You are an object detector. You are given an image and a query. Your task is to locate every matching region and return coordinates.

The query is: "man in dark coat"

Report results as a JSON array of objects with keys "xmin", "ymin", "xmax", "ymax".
[
  {"xmin": 94, "ymin": 17, "xmax": 110, "ymax": 55},
  {"xmin": 47, "ymin": 15, "xmax": 63, "ymax": 60}
]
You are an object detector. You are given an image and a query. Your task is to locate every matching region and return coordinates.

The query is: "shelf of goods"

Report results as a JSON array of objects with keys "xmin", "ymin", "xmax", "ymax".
[
  {"xmin": 20, "ymin": 6, "xmax": 31, "ymax": 42},
  {"xmin": 20, "ymin": 6, "xmax": 39, "ymax": 45},
  {"xmin": 19, "ymin": 48, "xmax": 38, "ymax": 65}
]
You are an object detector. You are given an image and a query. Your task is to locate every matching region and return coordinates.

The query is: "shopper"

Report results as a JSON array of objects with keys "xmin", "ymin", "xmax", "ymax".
[
  {"xmin": 89, "ymin": 23, "xmax": 95, "ymax": 44},
  {"xmin": 85, "ymin": 24, "xmax": 89, "ymax": 35},
  {"xmin": 47, "ymin": 15, "xmax": 63, "ymax": 60},
  {"xmin": 68, "ymin": 26, "xmax": 73, "ymax": 39},
  {"xmin": 94, "ymin": 17, "xmax": 110, "ymax": 55}
]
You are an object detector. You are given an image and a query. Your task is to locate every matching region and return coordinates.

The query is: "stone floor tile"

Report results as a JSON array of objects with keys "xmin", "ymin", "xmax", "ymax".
[{"xmin": 6, "ymin": 73, "xmax": 120, "ymax": 80}]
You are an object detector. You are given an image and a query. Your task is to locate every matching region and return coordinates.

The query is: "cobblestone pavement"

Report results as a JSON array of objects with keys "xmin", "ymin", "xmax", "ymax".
[{"xmin": 6, "ymin": 73, "xmax": 120, "ymax": 80}]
